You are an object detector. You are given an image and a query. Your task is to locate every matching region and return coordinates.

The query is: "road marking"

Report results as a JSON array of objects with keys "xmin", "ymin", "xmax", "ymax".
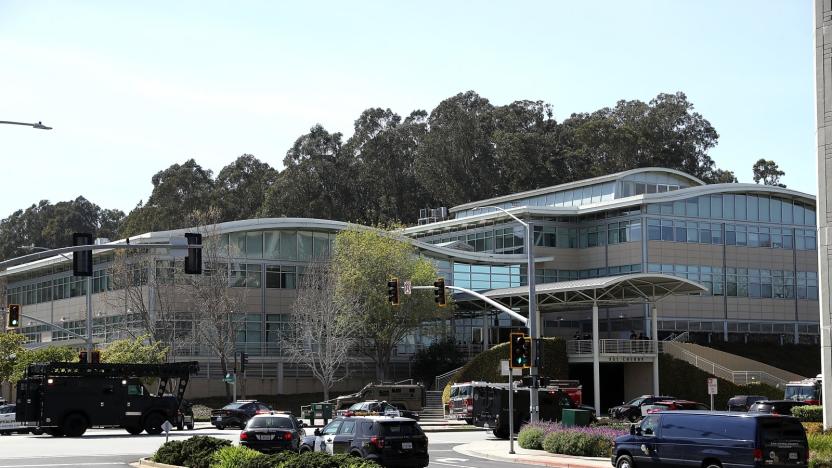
[
  {"xmin": 432, "ymin": 462, "xmax": 477, "ymax": 468},
  {"xmin": 436, "ymin": 458, "xmax": 469, "ymax": 463},
  {"xmin": 0, "ymin": 463, "xmax": 128, "ymax": 467}
]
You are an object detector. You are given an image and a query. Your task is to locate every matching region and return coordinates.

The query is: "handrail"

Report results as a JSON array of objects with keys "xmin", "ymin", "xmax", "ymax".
[
  {"xmin": 566, "ymin": 339, "xmax": 657, "ymax": 355},
  {"xmin": 434, "ymin": 366, "xmax": 464, "ymax": 392},
  {"xmin": 661, "ymin": 342, "xmax": 786, "ymax": 387}
]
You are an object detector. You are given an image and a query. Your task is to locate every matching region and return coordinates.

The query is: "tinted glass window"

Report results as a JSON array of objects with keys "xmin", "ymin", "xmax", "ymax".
[
  {"xmin": 223, "ymin": 402, "xmax": 246, "ymax": 409},
  {"xmin": 322, "ymin": 420, "xmax": 342, "ymax": 435},
  {"xmin": 761, "ymin": 419, "xmax": 806, "ymax": 443},
  {"xmin": 661, "ymin": 415, "xmax": 754, "ymax": 440},
  {"xmin": 627, "ymin": 398, "xmax": 645, "ymax": 406},
  {"xmin": 340, "ymin": 420, "xmax": 356, "ymax": 435},
  {"xmin": 349, "ymin": 403, "xmax": 362, "ymax": 411},
  {"xmin": 640, "ymin": 415, "xmax": 659, "ymax": 435},
  {"xmin": 249, "ymin": 417, "xmax": 293, "ymax": 429},
  {"xmin": 380, "ymin": 422, "xmax": 423, "ymax": 436}
]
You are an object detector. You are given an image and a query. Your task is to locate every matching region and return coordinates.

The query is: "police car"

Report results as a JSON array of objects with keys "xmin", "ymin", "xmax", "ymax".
[{"xmin": 0, "ymin": 404, "xmax": 32, "ymax": 435}]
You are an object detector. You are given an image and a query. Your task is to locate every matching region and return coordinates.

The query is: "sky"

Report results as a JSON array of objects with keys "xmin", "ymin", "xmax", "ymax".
[{"xmin": 0, "ymin": 1, "xmax": 816, "ymax": 218}]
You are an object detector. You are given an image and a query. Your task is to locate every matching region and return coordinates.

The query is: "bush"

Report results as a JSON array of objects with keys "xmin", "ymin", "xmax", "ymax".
[
  {"xmin": 179, "ymin": 436, "xmax": 232, "ymax": 468},
  {"xmin": 237, "ymin": 453, "xmax": 297, "ymax": 468},
  {"xmin": 518, "ymin": 427, "xmax": 546, "ymax": 450},
  {"xmin": 795, "ymin": 405, "xmax": 824, "ymax": 422},
  {"xmin": 810, "ymin": 432, "xmax": 832, "ymax": 454},
  {"xmin": 210, "ymin": 446, "xmax": 262, "ymax": 468},
  {"xmin": 541, "ymin": 430, "xmax": 613, "ymax": 457},
  {"xmin": 812, "ymin": 451, "xmax": 832, "ymax": 468},
  {"xmin": 805, "ymin": 422, "xmax": 825, "ymax": 435},
  {"xmin": 152, "ymin": 440, "xmax": 185, "ymax": 465}
]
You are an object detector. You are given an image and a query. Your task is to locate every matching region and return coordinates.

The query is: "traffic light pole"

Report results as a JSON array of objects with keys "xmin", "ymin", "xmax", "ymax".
[{"xmin": 17, "ymin": 312, "xmax": 88, "ymax": 341}]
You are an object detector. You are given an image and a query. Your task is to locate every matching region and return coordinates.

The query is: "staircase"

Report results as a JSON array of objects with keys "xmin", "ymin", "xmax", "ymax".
[
  {"xmin": 420, "ymin": 390, "xmax": 447, "ymax": 422},
  {"xmin": 661, "ymin": 341, "xmax": 806, "ymax": 388}
]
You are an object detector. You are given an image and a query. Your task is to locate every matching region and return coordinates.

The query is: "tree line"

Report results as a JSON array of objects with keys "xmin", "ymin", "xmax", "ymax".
[{"xmin": 2, "ymin": 90, "xmax": 785, "ymax": 262}]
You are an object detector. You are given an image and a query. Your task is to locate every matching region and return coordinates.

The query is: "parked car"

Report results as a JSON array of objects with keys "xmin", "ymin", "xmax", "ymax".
[
  {"xmin": 609, "ymin": 395, "xmax": 676, "ymax": 422},
  {"xmin": 175, "ymin": 399, "xmax": 195, "ymax": 430},
  {"xmin": 727, "ymin": 394, "xmax": 768, "ymax": 412},
  {"xmin": 211, "ymin": 400, "xmax": 273, "ymax": 429},
  {"xmin": 612, "ymin": 411, "xmax": 808, "ymax": 468},
  {"xmin": 748, "ymin": 400, "xmax": 807, "ymax": 416},
  {"xmin": 340, "ymin": 401, "xmax": 420, "ymax": 420},
  {"xmin": 239, "ymin": 412, "xmax": 305, "ymax": 454},
  {"xmin": 300, "ymin": 416, "xmax": 429, "ymax": 467},
  {"xmin": 642, "ymin": 399, "xmax": 710, "ymax": 414}
]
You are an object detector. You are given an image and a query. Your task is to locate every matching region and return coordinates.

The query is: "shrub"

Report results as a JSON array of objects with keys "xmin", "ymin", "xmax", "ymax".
[
  {"xmin": 795, "ymin": 405, "xmax": 824, "ymax": 422},
  {"xmin": 810, "ymin": 432, "xmax": 832, "ymax": 455},
  {"xmin": 152, "ymin": 440, "xmax": 185, "ymax": 465},
  {"xmin": 180, "ymin": 436, "xmax": 232, "ymax": 468},
  {"xmin": 518, "ymin": 427, "xmax": 546, "ymax": 450},
  {"xmin": 210, "ymin": 446, "xmax": 262, "ymax": 468},
  {"xmin": 805, "ymin": 422, "xmax": 825, "ymax": 435},
  {"xmin": 540, "ymin": 430, "xmax": 613, "ymax": 457},
  {"xmin": 237, "ymin": 452, "xmax": 297, "ymax": 468},
  {"xmin": 812, "ymin": 451, "xmax": 832, "ymax": 468}
]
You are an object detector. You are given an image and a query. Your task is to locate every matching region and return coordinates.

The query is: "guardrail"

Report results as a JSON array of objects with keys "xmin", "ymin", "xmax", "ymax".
[
  {"xmin": 566, "ymin": 339, "xmax": 657, "ymax": 355},
  {"xmin": 661, "ymin": 341, "xmax": 787, "ymax": 388}
]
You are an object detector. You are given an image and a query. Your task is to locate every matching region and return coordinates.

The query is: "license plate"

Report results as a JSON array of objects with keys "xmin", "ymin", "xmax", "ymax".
[
  {"xmin": 216, "ymin": 416, "xmax": 222, "ymax": 421},
  {"xmin": 257, "ymin": 434, "xmax": 274, "ymax": 440},
  {"xmin": 790, "ymin": 453, "xmax": 798, "ymax": 460},
  {"xmin": 402, "ymin": 442, "xmax": 412, "ymax": 450}
]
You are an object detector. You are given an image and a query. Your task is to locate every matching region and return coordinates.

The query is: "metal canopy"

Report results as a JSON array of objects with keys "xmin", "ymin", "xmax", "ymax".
[{"xmin": 456, "ymin": 273, "xmax": 707, "ymax": 310}]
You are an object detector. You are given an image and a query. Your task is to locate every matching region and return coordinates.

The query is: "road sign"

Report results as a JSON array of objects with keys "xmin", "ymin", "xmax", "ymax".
[
  {"xmin": 224, "ymin": 373, "xmax": 236, "ymax": 384},
  {"xmin": 707, "ymin": 377, "xmax": 718, "ymax": 395},
  {"xmin": 162, "ymin": 420, "xmax": 173, "ymax": 442},
  {"xmin": 403, "ymin": 280, "xmax": 412, "ymax": 295},
  {"xmin": 500, "ymin": 359, "xmax": 522, "ymax": 376}
]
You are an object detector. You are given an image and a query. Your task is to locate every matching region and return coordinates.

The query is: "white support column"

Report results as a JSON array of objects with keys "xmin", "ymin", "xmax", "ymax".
[
  {"xmin": 592, "ymin": 302, "xmax": 600, "ymax": 418},
  {"xmin": 652, "ymin": 304, "xmax": 660, "ymax": 395}
]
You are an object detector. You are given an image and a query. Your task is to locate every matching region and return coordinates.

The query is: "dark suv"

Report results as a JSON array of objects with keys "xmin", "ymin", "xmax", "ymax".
[
  {"xmin": 211, "ymin": 400, "xmax": 273, "ymax": 429},
  {"xmin": 239, "ymin": 412, "xmax": 305, "ymax": 453},
  {"xmin": 609, "ymin": 395, "xmax": 676, "ymax": 422},
  {"xmin": 300, "ymin": 416, "xmax": 429, "ymax": 467},
  {"xmin": 748, "ymin": 400, "xmax": 807, "ymax": 416}
]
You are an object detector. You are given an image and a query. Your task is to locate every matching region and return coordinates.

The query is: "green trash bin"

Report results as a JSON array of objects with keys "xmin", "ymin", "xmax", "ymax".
[
  {"xmin": 561, "ymin": 408, "xmax": 592, "ymax": 427},
  {"xmin": 311, "ymin": 403, "xmax": 334, "ymax": 425}
]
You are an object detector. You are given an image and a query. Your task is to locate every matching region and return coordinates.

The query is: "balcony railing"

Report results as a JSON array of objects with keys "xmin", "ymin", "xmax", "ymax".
[{"xmin": 567, "ymin": 339, "xmax": 657, "ymax": 355}]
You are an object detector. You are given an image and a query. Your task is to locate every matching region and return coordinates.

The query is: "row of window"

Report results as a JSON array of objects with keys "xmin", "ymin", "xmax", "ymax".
[
  {"xmin": 647, "ymin": 263, "xmax": 818, "ymax": 300},
  {"xmin": 454, "ymin": 181, "xmax": 617, "ymax": 219},
  {"xmin": 222, "ymin": 230, "xmax": 336, "ymax": 261},
  {"xmin": 535, "ymin": 264, "xmax": 643, "ymax": 283},
  {"xmin": 6, "ymin": 275, "xmax": 91, "ymax": 306},
  {"xmin": 646, "ymin": 218, "xmax": 817, "ymax": 250},
  {"xmin": 646, "ymin": 194, "xmax": 816, "ymax": 226},
  {"xmin": 620, "ymin": 180, "xmax": 683, "ymax": 196}
]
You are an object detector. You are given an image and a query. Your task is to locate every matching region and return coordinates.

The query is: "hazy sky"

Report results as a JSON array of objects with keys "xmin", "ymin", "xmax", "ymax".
[{"xmin": 0, "ymin": 1, "xmax": 815, "ymax": 218}]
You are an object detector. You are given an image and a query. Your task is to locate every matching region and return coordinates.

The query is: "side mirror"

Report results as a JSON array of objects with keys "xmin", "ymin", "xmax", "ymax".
[
  {"xmin": 314, "ymin": 428, "xmax": 321, "ymax": 436},
  {"xmin": 300, "ymin": 422, "xmax": 307, "ymax": 428}
]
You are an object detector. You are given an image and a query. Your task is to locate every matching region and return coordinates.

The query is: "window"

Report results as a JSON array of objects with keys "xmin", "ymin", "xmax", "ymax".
[
  {"xmin": 127, "ymin": 384, "xmax": 144, "ymax": 396},
  {"xmin": 340, "ymin": 420, "xmax": 356, "ymax": 435},
  {"xmin": 710, "ymin": 195, "xmax": 723, "ymax": 219},
  {"xmin": 771, "ymin": 198, "xmax": 782, "ymax": 223},
  {"xmin": 322, "ymin": 421, "xmax": 342, "ymax": 435},
  {"xmin": 686, "ymin": 197, "xmax": 698, "ymax": 217},
  {"xmin": 661, "ymin": 220, "xmax": 674, "ymax": 241},
  {"xmin": 247, "ymin": 232, "xmax": 263, "ymax": 258},
  {"xmin": 735, "ymin": 195, "xmax": 747, "ymax": 221},
  {"xmin": 698, "ymin": 196, "xmax": 710, "ymax": 218},
  {"xmin": 747, "ymin": 195, "xmax": 758, "ymax": 221},
  {"xmin": 723, "ymin": 194, "xmax": 734, "ymax": 219},
  {"xmin": 264, "ymin": 231, "xmax": 280, "ymax": 259},
  {"xmin": 266, "ymin": 266, "xmax": 296, "ymax": 289}
]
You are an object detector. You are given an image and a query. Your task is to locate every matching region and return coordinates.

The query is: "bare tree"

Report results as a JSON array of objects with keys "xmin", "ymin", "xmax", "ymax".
[
  {"xmin": 281, "ymin": 261, "xmax": 359, "ymax": 401},
  {"xmin": 186, "ymin": 209, "xmax": 245, "ymax": 400}
]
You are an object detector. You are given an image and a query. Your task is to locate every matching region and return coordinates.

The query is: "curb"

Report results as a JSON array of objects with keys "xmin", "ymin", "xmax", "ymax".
[
  {"xmin": 132, "ymin": 458, "xmax": 184, "ymax": 468},
  {"xmin": 453, "ymin": 444, "xmax": 609, "ymax": 468}
]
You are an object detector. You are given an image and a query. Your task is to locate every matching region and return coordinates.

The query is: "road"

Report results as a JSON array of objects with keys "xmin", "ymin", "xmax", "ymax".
[{"xmin": 0, "ymin": 425, "xmax": 530, "ymax": 468}]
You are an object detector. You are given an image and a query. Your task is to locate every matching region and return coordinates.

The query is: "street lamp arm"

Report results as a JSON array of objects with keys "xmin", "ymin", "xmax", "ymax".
[
  {"xmin": 0, "ymin": 120, "xmax": 52, "ymax": 130},
  {"xmin": 473, "ymin": 205, "xmax": 528, "ymax": 227}
]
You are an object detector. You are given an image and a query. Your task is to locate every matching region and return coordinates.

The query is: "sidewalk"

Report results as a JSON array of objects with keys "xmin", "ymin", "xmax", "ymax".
[{"xmin": 454, "ymin": 440, "xmax": 610, "ymax": 468}]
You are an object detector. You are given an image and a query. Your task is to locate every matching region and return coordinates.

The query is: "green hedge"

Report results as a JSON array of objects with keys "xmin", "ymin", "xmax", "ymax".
[
  {"xmin": 153, "ymin": 436, "xmax": 231, "ymax": 468},
  {"xmin": 658, "ymin": 354, "xmax": 782, "ymax": 409},
  {"xmin": 794, "ymin": 406, "xmax": 823, "ymax": 422},
  {"xmin": 442, "ymin": 338, "xmax": 568, "ymax": 403},
  {"xmin": 541, "ymin": 431, "xmax": 613, "ymax": 457},
  {"xmin": 518, "ymin": 427, "xmax": 546, "ymax": 450},
  {"xmin": 211, "ymin": 446, "xmax": 262, "ymax": 468},
  {"xmin": 237, "ymin": 452, "xmax": 382, "ymax": 468}
]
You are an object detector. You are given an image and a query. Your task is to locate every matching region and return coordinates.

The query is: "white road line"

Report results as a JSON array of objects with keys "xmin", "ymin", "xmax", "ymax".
[{"xmin": 431, "ymin": 462, "xmax": 479, "ymax": 468}]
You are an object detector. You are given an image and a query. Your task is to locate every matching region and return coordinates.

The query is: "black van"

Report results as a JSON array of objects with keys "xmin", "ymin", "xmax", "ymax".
[{"xmin": 612, "ymin": 411, "xmax": 808, "ymax": 468}]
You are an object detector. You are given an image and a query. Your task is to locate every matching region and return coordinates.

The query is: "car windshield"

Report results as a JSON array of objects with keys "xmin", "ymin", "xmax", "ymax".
[
  {"xmin": 349, "ymin": 403, "xmax": 363, "ymax": 410},
  {"xmin": 627, "ymin": 398, "xmax": 645, "ymax": 406},
  {"xmin": 785, "ymin": 385, "xmax": 818, "ymax": 401},
  {"xmin": 380, "ymin": 422, "xmax": 423, "ymax": 436},
  {"xmin": 248, "ymin": 417, "xmax": 293, "ymax": 429},
  {"xmin": 223, "ymin": 402, "xmax": 247, "ymax": 410},
  {"xmin": 761, "ymin": 419, "xmax": 806, "ymax": 444}
]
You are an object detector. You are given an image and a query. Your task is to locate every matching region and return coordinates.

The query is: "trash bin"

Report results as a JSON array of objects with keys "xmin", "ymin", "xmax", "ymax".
[
  {"xmin": 561, "ymin": 408, "xmax": 592, "ymax": 427},
  {"xmin": 311, "ymin": 403, "xmax": 334, "ymax": 426}
]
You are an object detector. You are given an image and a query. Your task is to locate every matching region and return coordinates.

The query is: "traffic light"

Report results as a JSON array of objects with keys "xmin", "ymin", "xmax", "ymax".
[
  {"xmin": 240, "ymin": 352, "xmax": 248, "ymax": 373},
  {"xmin": 387, "ymin": 278, "xmax": 399, "ymax": 305},
  {"xmin": 509, "ymin": 332, "xmax": 531, "ymax": 369},
  {"xmin": 184, "ymin": 233, "xmax": 202, "ymax": 275},
  {"xmin": 7, "ymin": 304, "xmax": 20, "ymax": 329},
  {"xmin": 534, "ymin": 338, "xmax": 544, "ymax": 370},
  {"xmin": 433, "ymin": 278, "xmax": 446, "ymax": 307},
  {"xmin": 72, "ymin": 233, "xmax": 93, "ymax": 277},
  {"xmin": 91, "ymin": 350, "xmax": 100, "ymax": 363}
]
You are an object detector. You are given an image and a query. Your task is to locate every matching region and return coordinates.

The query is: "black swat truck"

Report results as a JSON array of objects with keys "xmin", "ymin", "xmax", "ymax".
[
  {"xmin": 15, "ymin": 361, "xmax": 199, "ymax": 437},
  {"xmin": 471, "ymin": 383, "xmax": 582, "ymax": 439}
]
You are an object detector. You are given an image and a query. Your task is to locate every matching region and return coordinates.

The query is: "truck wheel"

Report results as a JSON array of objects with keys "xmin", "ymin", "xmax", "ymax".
[
  {"xmin": 62, "ymin": 414, "xmax": 88, "ymax": 437},
  {"xmin": 144, "ymin": 413, "xmax": 165, "ymax": 435},
  {"xmin": 125, "ymin": 426, "xmax": 143, "ymax": 435},
  {"xmin": 493, "ymin": 426, "xmax": 509, "ymax": 439},
  {"xmin": 31, "ymin": 428, "xmax": 44, "ymax": 436},
  {"xmin": 187, "ymin": 422, "xmax": 195, "ymax": 430},
  {"xmin": 216, "ymin": 424, "xmax": 225, "ymax": 430}
]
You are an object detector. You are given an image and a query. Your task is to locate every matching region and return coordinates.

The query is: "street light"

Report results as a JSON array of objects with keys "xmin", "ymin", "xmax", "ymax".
[
  {"xmin": 18, "ymin": 245, "xmax": 93, "ymax": 357},
  {"xmin": 472, "ymin": 205, "xmax": 540, "ymax": 423},
  {"xmin": 0, "ymin": 120, "xmax": 52, "ymax": 130}
]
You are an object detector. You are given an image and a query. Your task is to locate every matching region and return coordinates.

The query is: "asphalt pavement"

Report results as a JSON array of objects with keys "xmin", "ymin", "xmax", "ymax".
[{"xmin": 0, "ymin": 425, "xmax": 533, "ymax": 468}]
